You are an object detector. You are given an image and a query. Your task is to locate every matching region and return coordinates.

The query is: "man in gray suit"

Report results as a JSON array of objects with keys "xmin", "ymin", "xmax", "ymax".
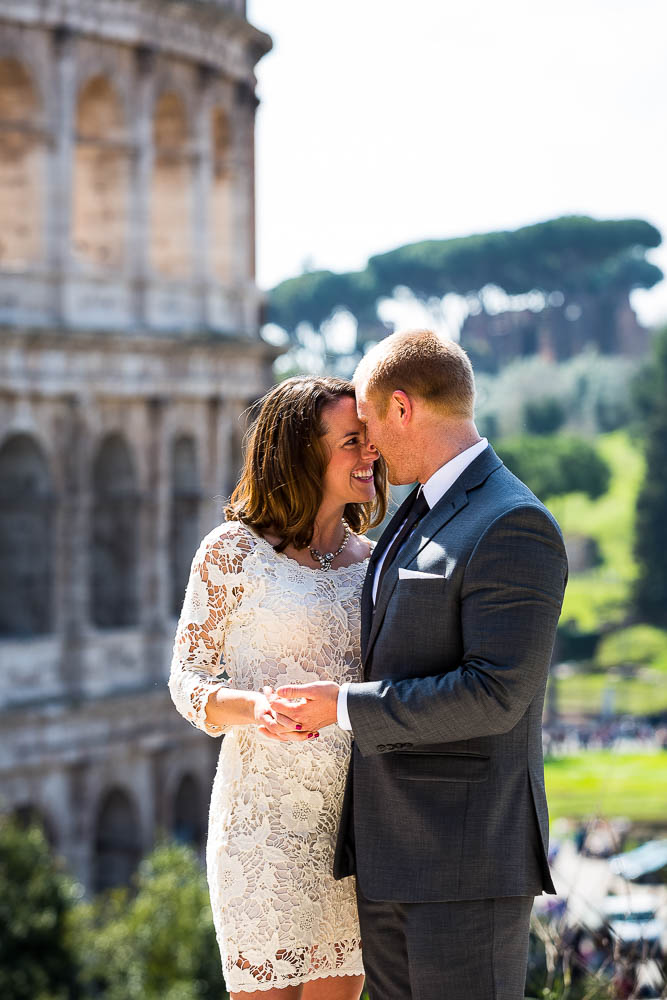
[{"xmin": 275, "ymin": 329, "xmax": 568, "ymax": 1000}]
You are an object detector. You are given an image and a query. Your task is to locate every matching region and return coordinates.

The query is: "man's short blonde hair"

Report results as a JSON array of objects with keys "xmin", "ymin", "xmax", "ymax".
[{"xmin": 355, "ymin": 329, "xmax": 475, "ymax": 418}]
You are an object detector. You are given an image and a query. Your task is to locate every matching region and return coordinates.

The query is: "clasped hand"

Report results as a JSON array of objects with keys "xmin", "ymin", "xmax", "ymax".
[{"xmin": 255, "ymin": 682, "xmax": 340, "ymax": 742}]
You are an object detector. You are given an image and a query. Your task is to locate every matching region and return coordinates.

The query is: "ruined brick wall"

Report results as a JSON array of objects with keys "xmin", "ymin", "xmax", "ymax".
[
  {"xmin": 0, "ymin": 55, "xmax": 46, "ymax": 270},
  {"xmin": 0, "ymin": 0, "xmax": 270, "ymax": 333},
  {"xmin": 0, "ymin": 0, "xmax": 274, "ymax": 890}
]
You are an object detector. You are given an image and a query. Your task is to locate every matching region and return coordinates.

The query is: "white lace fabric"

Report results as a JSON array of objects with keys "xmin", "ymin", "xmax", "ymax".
[{"xmin": 168, "ymin": 520, "xmax": 367, "ymax": 992}]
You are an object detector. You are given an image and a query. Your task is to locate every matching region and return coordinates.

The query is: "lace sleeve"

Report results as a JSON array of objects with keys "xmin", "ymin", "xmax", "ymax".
[{"xmin": 168, "ymin": 522, "xmax": 251, "ymax": 737}]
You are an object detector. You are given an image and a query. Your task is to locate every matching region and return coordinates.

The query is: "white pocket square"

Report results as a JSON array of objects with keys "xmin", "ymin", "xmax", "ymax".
[{"xmin": 398, "ymin": 568, "xmax": 445, "ymax": 580}]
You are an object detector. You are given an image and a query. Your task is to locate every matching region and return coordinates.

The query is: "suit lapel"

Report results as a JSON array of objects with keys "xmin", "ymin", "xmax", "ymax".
[
  {"xmin": 365, "ymin": 489, "xmax": 468, "ymax": 664},
  {"xmin": 360, "ymin": 570, "xmax": 374, "ymax": 660},
  {"xmin": 364, "ymin": 445, "xmax": 503, "ymax": 667}
]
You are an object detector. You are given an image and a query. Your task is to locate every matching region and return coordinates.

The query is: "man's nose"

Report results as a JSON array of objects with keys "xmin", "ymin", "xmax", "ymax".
[{"xmin": 362, "ymin": 438, "xmax": 379, "ymax": 460}]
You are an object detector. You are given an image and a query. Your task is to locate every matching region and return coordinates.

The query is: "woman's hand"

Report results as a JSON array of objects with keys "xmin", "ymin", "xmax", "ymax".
[{"xmin": 250, "ymin": 688, "xmax": 278, "ymax": 727}]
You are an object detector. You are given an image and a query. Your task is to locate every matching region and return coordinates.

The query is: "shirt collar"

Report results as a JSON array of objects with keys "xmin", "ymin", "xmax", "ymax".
[{"xmin": 421, "ymin": 438, "xmax": 488, "ymax": 509}]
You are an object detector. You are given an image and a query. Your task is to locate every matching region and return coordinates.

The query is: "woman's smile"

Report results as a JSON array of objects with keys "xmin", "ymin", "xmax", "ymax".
[{"xmin": 351, "ymin": 466, "xmax": 374, "ymax": 483}]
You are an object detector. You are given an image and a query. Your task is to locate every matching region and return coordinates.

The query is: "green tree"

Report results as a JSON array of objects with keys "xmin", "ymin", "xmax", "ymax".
[
  {"xmin": 267, "ymin": 216, "xmax": 662, "ymax": 362},
  {"xmin": 475, "ymin": 353, "xmax": 641, "ymax": 438},
  {"xmin": 496, "ymin": 434, "xmax": 610, "ymax": 501},
  {"xmin": 68, "ymin": 842, "xmax": 225, "ymax": 1000},
  {"xmin": 634, "ymin": 324, "xmax": 667, "ymax": 626},
  {"xmin": 522, "ymin": 397, "xmax": 566, "ymax": 434},
  {"xmin": 595, "ymin": 623, "xmax": 667, "ymax": 672},
  {"xmin": 367, "ymin": 216, "xmax": 661, "ymax": 302},
  {"xmin": 0, "ymin": 817, "xmax": 80, "ymax": 1000}
]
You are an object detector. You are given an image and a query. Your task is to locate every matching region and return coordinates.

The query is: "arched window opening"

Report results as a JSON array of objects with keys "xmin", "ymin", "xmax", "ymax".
[
  {"xmin": 90, "ymin": 434, "xmax": 140, "ymax": 628},
  {"xmin": 0, "ymin": 58, "xmax": 45, "ymax": 269},
  {"xmin": 93, "ymin": 787, "xmax": 142, "ymax": 891},
  {"xmin": 210, "ymin": 107, "xmax": 232, "ymax": 284},
  {"xmin": 150, "ymin": 92, "xmax": 192, "ymax": 278},
  {"xmin": 170, "ymin": 436, "xmax": 201, "ymax": 616},
  {"xmin": 73, "ymin": 75, "xmax": 129, "ymax": 271},
  {"xmin": 171, "ymin": 773, "xmax": 204, "ymax": 849},
  {"xmin": 0, "ymin": 434, "xmax": 53, "ymax": 636}
]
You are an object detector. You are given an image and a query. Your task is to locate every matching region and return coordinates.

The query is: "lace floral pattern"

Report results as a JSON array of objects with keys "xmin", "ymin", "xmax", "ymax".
[{"xmin": 168, "ymin": 520, "xmax": 367, "ymax": 992}]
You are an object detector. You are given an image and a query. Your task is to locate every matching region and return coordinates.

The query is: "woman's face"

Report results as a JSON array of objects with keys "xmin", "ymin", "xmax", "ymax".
[{"xmin": 320, "ymin": 395, "xmax": 379, "ymax": 508}]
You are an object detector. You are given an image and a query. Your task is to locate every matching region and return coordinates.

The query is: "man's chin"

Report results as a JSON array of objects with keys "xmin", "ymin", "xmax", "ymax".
[{"xmin": 388, "ymin": 470, "xmax": 414, "ymax": 486}]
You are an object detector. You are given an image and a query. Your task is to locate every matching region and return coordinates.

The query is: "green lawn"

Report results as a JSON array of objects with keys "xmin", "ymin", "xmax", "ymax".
[
  {"xmin": 549, "ymin": 669, "xmax": 667, "ymax": 717},
  {"xmin": 548, "ymin": 431, "xmax": 644, "ymax": 632},
  {"xmin": 545, "ymin": 751, "xmax": 667, "ymax": 822}
]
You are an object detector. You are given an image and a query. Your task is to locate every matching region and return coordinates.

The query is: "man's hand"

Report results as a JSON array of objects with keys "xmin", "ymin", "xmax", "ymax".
[
  {"xmin": 256, "ymin": 686, "xmax": 320, "ymax": 742},
  {"xmin": 269, "ymin": 681, "xmax": 340, "ymax": 734}
]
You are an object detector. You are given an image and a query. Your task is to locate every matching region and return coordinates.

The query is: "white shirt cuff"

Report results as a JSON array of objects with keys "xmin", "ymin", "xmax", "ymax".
[{"xmin": 337, "ymin": 681, "xmax": 353, "ymax": 731}]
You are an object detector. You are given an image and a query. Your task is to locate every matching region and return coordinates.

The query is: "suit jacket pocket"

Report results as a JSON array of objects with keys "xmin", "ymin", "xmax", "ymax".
[{"xmin": 392, "ymin": 751, "xmax": 490, "ymax": 783}]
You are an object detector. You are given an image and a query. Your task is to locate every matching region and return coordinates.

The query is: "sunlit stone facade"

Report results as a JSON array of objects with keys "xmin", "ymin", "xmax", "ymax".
[{"xmin": 0, "ymin": 0, "xmax": 273, "ymax": 890}]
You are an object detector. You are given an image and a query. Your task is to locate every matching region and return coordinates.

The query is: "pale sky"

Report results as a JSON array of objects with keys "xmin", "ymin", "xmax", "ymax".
[{"xmin": 248, "ymin": 0, "xmax": 667, "ymax": 327}]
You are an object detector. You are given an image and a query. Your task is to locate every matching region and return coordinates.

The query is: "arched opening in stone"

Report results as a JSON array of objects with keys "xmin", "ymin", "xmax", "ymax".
[
  {"xmin": 0, "ymin": 58, "xmax": 45, "ymax": 269},
  {"xmin": 171, "ymin": 773, "xmax": 205, "ymax": 849},
  {"xmin": 0, "ymin": 433, "xmax": 54, "ymax": 636},
  {"xmin": 12, "ymin": 803, "xmax": 57, "ymax": 847},
  {"xmin": 90, "ymin": 433, "xmax": 140, "ymax": 628},
  {"xmin": 211, "ymin": 107, "xmax": 232, "ymax": 284},
  {"xmin": 169, "ymin": 435, "xmax": 201, "ymax": 616},
  {"xmin": 150, "ymin": 91, "xmax": 192, "ymax": 278},
  {"xmin": 93, "ymin": 787, "xmax": 142, "ymax": 891},
  {"xmin": 73, "ymin": 75, "xmax": 129, "ymax": 271}
]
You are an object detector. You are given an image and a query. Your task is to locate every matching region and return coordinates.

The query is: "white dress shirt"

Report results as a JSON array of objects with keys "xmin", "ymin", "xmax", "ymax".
[{"xmin": 337, "ymin": 438, "xmax": 488, "ymax": 731}]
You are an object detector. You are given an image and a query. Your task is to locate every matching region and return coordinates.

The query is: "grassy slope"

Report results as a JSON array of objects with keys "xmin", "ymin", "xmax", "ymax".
[
  {"xmin": 548, "ymin": 431, "xmax": 644, "ymax": 632},
  {"xmin": 545, "ymin": 431, "xmax": 667, "ymax": 716},
  {"xmin": 545, "ymin": 751, "xmax": 667, "ymax": 822},
  {"xmin": 542, "ymin": 436, "xmax": 667, "ymax": 823}
]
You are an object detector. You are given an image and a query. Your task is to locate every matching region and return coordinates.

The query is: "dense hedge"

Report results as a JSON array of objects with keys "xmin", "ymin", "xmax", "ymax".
[{"xmin": 496, "ymin": 434, "xmax": 611, "ymax": 502}]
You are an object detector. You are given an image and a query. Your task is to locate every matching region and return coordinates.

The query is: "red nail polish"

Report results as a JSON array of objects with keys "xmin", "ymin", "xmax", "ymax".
[{"xmin": 295, "ymin": 724, "xmax": 303, "ymax": 731}]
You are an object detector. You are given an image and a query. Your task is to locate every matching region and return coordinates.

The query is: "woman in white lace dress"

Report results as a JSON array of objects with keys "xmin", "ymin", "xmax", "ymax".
[{"xmin": 168, "ymin": 377, "xmax": 386, "ymax": 999}]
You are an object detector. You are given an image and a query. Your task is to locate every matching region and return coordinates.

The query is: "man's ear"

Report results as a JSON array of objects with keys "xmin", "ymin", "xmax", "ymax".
[{"xmin": 391, "ymin": 390, "xmax": 412, "ymax": 425}]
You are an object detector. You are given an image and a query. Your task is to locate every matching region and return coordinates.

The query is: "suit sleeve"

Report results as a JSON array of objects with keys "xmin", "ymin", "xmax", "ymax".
[{"xmin": 346, "ymin": 505, "xmax": 568, "ymax": 755}]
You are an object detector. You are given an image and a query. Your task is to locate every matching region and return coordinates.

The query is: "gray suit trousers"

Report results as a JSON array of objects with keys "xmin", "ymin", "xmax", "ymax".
[{"xmin": 357, "ymin": 884, "xmax": 534, "ymax": 1000}]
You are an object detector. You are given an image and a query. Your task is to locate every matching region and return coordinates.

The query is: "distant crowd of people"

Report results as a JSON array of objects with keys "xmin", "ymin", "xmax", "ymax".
[{"xmin": 543, "ymin": 717, "xmax": 667, "ymax": 756}]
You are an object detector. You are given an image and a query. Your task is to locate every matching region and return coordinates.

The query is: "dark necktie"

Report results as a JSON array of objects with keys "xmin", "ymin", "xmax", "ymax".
[{"xmin": 375, "ymin": 487, "xmax": 430, "ymax": 601}]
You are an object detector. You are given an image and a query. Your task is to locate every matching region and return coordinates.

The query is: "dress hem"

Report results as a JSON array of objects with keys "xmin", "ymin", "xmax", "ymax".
[{"xmin": 227, "ymin": 968, "xmax": 365, "ymax": 993}]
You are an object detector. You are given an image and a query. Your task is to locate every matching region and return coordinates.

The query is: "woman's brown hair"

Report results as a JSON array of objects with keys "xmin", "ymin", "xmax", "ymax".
[{"xmin": 225, "ymin": 376, "xmax": 388, "ymax": 551}]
